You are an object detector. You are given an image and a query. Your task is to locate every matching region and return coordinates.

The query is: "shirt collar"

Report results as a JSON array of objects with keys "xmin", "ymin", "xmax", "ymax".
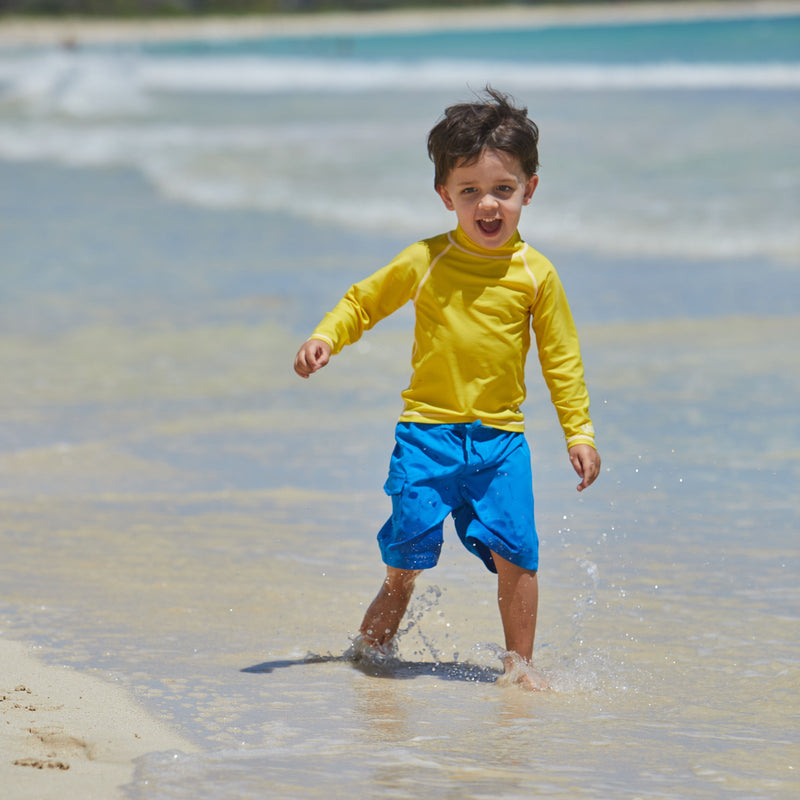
[{"xmin": 452, "ymin": 225, "xmax": 525, "ymax": 257}]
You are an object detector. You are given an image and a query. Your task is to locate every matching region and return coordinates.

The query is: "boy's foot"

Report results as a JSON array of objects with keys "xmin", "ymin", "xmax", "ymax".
[
  {"xmin": 498, "ymin": 653, "xmax": 550, "ymax": 691},
  {"xmin": 346, "ymin": 634, "xmax": 397, "ymax": 665}
]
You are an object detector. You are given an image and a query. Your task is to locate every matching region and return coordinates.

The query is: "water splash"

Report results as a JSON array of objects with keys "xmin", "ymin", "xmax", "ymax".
[
  {"xmin": 395, "ymin": 584, "xmax": 444, "ymax": 663},
  {"xmin": 543, "ymin": 646, "xmax": 647, "ymax": 698},
  {"xmin": 342, "ymin": 634, "xmax": 400, "ymax": 675},
  {"xmin": 309, "ymin": 580, "xmax": 641, "ymax": 694}
]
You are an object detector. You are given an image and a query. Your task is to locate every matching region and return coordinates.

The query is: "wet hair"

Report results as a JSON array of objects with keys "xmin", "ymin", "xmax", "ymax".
[{"xmin": 427, "ymin": 87, "xmax": 539, "ymax": 186}]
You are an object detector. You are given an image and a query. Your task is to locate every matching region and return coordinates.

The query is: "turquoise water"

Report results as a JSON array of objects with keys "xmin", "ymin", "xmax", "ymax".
[
  {"xmin": 1, "ymin": 9, "xmax": 799, "ymax": 799},
  {"xmin": 140, "ymin": 15, "xmax": 800, "ymax": 62}
]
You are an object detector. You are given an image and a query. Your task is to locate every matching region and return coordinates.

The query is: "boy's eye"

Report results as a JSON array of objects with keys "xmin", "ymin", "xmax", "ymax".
[{"xmin": 458, "ymin": 184, "xmax": 515, "ymax": 196}]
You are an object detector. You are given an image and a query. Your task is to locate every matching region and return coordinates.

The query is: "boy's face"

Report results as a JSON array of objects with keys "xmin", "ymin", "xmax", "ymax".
[{"xmin": 436, "ymin": 148, "xmax": 538, "ymax": 250}]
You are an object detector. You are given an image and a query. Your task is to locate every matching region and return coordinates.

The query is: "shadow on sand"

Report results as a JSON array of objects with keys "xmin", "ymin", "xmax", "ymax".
[{"xmin": 242, "ymin": 653, "xmax": 500, "ymax": 683}]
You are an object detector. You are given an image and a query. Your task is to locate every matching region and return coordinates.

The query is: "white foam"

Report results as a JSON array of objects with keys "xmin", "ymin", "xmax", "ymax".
[
  {"xmin": 0, "ymin": 51, "xmax": 150, "ymax": 116},
  {"xmin": 1, "ymin": 48, "xmax": 798, "ymax": 263},
  {"xmin": 138, "ymin": 57, "xmax": 800, "ymax": 93},
  {"xmin": 4, "ymin": 52, "xmax": 799, "ymax": 113}
]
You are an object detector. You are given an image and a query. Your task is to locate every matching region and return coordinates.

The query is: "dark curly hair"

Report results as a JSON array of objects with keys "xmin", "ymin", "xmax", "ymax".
[{"xmin": 427, "ymin": 87, "xmax": 540, "ymax": 186}]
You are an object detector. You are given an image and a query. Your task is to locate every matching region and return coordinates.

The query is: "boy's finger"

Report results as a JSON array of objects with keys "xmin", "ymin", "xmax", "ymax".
[
  {"xmin": 572, "ymin": 459, "xmax": 585, "ymax": 491},
  {"xmin": 293, "ymin": 351, "xmax": 312, "ymax": 377},
  {"xmin": 580, "ymin": 457, "xmax": 599, "ymax": 490},
  {"xmin": 571, "ymin": 450, "xmax": 598, "ymax": 492}
]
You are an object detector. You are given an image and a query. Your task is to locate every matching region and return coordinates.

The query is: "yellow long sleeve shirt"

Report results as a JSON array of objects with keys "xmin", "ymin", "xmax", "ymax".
[{"xmin": 310, "ymin": 226, "xmax": 595, "ymax": 449}]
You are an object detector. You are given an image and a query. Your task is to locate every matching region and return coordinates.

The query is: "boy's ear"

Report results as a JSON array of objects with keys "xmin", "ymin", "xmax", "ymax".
[
  {"xmin": 522, "ymin": 174, "xmax": 539, "ymax": 205},
  {"xmin": 436, "ymin": 184, "xmax": 455, "ymax": 211}
]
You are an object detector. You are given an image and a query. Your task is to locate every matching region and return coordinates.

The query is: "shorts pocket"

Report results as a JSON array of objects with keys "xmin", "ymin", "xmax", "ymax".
[{"xmin": 383, "ymin": 471, "xmax": 405, "ymax": 497}]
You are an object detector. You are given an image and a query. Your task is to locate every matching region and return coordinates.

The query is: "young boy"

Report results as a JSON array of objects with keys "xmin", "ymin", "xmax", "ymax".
[{"xmin": 294, "ymin": 88, "xmax": 600, "ymax": 689}]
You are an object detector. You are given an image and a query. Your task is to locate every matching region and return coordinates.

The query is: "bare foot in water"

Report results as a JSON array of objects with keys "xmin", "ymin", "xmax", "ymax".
[
  {"xmin": 347, "ymin": 634, "xmax": 397, "ymax": 665},
  {"xmin": 498, "ymin": 653, "xmax": 551, "ymax": 691}
]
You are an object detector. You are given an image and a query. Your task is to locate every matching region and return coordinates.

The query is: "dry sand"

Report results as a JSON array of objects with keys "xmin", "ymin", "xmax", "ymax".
[
  {"xmin": 1, "ymin": 637, "xmax": 195, "ymax": 800},
  {"xmin": 0, "ymin": 1, "xmax": 798, "ymax": 47}
]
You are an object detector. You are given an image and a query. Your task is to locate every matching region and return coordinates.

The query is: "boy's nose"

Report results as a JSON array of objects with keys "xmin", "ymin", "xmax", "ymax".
[{"xmin": 478, "ymin": 193, "xmax": 499, "ymax": 212}]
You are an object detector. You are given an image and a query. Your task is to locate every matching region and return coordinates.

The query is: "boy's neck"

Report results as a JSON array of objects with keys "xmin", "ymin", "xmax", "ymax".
[{"xmin": 453, "ymin": 225, "xmax": 524, "ymax": 254}]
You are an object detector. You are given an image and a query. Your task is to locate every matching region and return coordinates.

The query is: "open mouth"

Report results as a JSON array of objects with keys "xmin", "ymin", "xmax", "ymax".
[{"xmin": 477, "ymin": 218, "xmax": 502, "ymax": 236}]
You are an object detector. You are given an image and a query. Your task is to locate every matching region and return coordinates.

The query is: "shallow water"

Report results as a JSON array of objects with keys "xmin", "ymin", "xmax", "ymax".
[{"xmin": 1, "ymin": 10, "xmax": 799, "ymax": 799}]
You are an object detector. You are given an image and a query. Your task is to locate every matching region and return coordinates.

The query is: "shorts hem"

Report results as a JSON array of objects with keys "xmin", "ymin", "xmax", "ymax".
[{"xmin": 380, "ymin": 552, "xmax": 440, "ymax": 571}]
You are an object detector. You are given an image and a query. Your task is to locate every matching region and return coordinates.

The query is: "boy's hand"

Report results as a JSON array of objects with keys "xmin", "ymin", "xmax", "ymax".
[
  {"xmin": 294, "ymin": 338, "xmax": 331, "ymax": 378},
  {"xmin": 568, "ymin": 444, "xmax": 601, "ymax": 492}
]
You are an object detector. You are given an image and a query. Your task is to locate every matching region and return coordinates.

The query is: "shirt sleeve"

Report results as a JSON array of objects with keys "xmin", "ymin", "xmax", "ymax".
[
  {"xmin": 309, "ymin": 242, "xmax": 429, "ymax": 354},
  {"xmin": 530, "ymin": 267, "xmax": 597, "ymax": 451}
]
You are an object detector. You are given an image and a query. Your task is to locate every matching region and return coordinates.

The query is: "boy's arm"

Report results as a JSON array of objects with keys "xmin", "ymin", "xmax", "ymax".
[
  {"xmin": 299, "ymin": 242, "xmax": 428, "ymax": 366},
  {"xmin": 530, "ymin": 266, "xmax": 599, "ymax": 484}
]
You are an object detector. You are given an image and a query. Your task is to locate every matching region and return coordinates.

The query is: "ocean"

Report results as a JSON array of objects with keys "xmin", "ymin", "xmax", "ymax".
[{"xmin": 1, "ymin": 7, "xmax": 798, "ymax": 798}]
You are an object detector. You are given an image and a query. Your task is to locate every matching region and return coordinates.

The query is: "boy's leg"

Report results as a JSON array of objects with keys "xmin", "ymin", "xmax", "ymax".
[
  {"xmin": 359, "ymin": 567, "xmax": 422, "ymax": 647},
  {"xmin": 493, "ymin": 550, "xmax": 539, "ymax": 665}
]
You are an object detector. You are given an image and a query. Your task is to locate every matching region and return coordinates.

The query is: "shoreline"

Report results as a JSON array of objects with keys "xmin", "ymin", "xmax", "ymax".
[
  {"xmin": 0, "ymin": 1, "xmax": 799, "ymax": 47},
  {"xmin": 0, "ymin": 637, "xmax": 196, "ymax": 800}
]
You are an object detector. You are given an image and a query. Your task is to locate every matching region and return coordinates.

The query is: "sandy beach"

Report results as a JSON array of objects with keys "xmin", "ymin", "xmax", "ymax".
[
  {"xmin": 0, "ymin": 1, "xmax": 798, "ymax": 47},
  {"xmin": 1, "ymin": 638, "xmax": 196, "ymax": 799}
]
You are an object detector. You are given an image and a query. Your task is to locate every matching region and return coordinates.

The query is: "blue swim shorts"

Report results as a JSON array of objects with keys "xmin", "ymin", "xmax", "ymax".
[{"xmin": 377, "ymin": 421, "xmax": 538, "ymax": 574}]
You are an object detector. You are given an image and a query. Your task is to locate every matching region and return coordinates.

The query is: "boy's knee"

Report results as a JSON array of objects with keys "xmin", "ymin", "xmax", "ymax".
[{"xmin": 385, "ymin": 567, "xmax": 422, "ymax": 590}]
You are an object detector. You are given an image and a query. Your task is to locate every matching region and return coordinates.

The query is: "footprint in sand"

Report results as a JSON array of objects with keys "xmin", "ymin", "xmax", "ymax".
[
  {"xmin": 13, "ymin": 757, "xmax": 70, "ymax": 770},
  {"xmin": 10, "ymin": 725, "xmax": 93, "ymax": 771}
]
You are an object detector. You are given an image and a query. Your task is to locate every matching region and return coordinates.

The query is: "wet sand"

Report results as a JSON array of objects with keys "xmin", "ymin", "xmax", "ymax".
[{"xmin": 0, "ymin": 638, "xmax": 196, "ymax": 799}]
